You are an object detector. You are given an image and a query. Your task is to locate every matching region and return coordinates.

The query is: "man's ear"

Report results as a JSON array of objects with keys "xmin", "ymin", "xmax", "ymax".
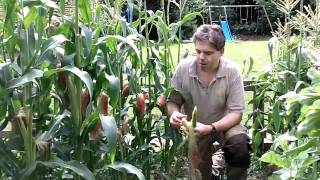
[{"xmin": 220, "ymin": 48, "xmax": 225, "ymax": 55}]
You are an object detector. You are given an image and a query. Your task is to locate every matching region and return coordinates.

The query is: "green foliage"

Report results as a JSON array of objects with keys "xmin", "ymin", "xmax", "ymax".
[
  {"xmin": 249, "ymin": 0, "xmax": 320, "ymax": 178},
  {"xmin": 0, "ymin": 0, "xmax": 200, "ymax": 179}
]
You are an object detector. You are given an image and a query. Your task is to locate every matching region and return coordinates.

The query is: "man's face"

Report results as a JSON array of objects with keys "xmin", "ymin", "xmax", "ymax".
[{"xmin": 195, "ymin": 40, "xmax": 224, "ymax": 72}]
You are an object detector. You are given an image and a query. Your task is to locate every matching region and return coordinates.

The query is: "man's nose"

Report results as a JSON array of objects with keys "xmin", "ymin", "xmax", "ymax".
[{"xmin": 199, "ymin": 52, "xmax": 205, "ymax": 59}]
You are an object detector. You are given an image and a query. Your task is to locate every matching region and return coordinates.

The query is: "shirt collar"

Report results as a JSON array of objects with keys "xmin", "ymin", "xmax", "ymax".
[{"xmin": 188, "ymin": 57, "xmax": 227, "ymax": 78}]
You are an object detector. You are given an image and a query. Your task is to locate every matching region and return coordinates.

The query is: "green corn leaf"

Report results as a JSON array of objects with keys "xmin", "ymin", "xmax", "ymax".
[
  {"xmin": 37, "ymin": 34, "xmax": 68, "ymax": 65},
  {"xmin": 79, "ymin": 0, "xmax": 92, "ymax": 24},
  {"xmin": 272, "ymin": 100, "xmax": 282, "ymax": 132},
  {"xmin": 62, "ymin": 65, "xmax": 93, "ymax": 100},
  {"xmin": 101, "ymin": 162, "xmax": 145, "ymax": 180},
  {"xmin": 260, "ymin": 151, "xmax": 290, "ymax": 169},
  {"xmin": 7, "ymin": 69, "xmax": 43, "ymax": 89},
  {"xmin": 38, "ymin": 110, "xmax": 70, "ymax": 141},
  {"xmin": 104, "ymin": 74, "xmax": 120, "ymax": 108},
  {"xmin": 286, "ymin": 138, "xmax": 317, "ymax": 156},
  {"xmin": 24, "ymin": 6, "xmax": 38, "ymax": 29},
  {"xmin": 19, "ymin": 157, "xmax": 95, "ymax": 180},
  {"xmin": 98, "ymin": 35, "xmax": 140, "ymax": 59},
  {"xmin": 100, "ymin": 115, "xmax": 117, "ymax": 164}
]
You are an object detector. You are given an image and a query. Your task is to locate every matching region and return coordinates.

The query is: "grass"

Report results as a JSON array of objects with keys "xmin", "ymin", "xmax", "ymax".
[{"xmin": 168, "ymin": 39, "xmax": 272, "ymax": 79}]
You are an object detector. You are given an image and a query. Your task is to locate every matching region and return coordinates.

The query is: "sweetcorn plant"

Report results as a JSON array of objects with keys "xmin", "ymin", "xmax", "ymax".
[{"xmin": 257, "ymin": 0, "xmax": 320, "ymax": 179}]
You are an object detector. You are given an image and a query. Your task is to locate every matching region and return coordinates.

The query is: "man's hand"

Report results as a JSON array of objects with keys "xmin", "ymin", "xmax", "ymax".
[
  {"xmin": 170, "ymin": 111, "xmax": 187, "ymax": 128},
  {"xmin": 194, "ymin": 122, "xmax": 213, "ymax": 137}
]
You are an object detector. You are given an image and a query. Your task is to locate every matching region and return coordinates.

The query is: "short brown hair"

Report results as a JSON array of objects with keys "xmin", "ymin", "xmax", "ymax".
[{"xmin": 192, "ymin": 24, "xmax": 225, "ymax": 51}]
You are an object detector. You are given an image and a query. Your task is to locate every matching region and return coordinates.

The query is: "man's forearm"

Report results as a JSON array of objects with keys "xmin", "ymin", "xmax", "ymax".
[
  {"xmin": 166, "ymin": 102, "xmax": 180, "ymax": 116},
  {"xmin": 212, "ymin": 112, "xmax": 242, "ymax": 132}
]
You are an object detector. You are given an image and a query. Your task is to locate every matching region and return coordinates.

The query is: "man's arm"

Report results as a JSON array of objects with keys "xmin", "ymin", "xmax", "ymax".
[
  {"xmin": 212, "ymin": 112, "xmax": 242, "ymax": 132},
  {"xmin": 194, "ymin": 112, "xmax": 242, "ymax": 136},
  {"xmin": 167, "ymin": 102, "xmax": 180, "ymax": 116}
]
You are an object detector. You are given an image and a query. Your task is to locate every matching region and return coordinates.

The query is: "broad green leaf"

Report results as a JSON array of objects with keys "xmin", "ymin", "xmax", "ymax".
[
  {"xmin": 272, "ymin": 100, "xmax": 281, "ymax": 132},
  {"xmin": 105, "ymin": 74, "xmax": 120, "ymax": 108},
  {"xmin": 19, "ymin": 157, "xmax": 95, "ymax": 180},
  {"xmin": 100, "ymin": 115, "xmax": 117, "ymax": 163},
  {"xmin": 102, "ymin": 162, "xmax": 145, "ymax": 180},
  {"xmin": 297, "ymin": 111, "xmax": 320, "ymax": 136},
  {"xmin": 98, "ymin": 35, "xmax": 140, "ymax": 59},
  {"xmin": 286, "ymin": 138, "xmax": 317, "ymax": 156},
  {"xmin": 79, "ymin": 0, "xmax": 92, "ymax": 24},
  {"xmin": 80, "ymin": 24, "xmax": 92, "ymax": 59},
  {"xmin": 24, "ymin": 6, "xmax": 38, "ymax": 29},
  {"xmin": 80, "ymin": 111, "xmax": 99, "ymax": 136},
  {"xmin": 298, "ymin": 156, "xmax": 319, "ymax": 176},
  {"xmin": 39, "ymin": 110, "xmax": 71, "ymax": 141},
  {"xmin": 260, "ymin": 151, "xmax": 290, "ymax": 169},
  {"xmin": 43, "ymin": 68, "xmax": 64, "ymax": 77},
  {"xmin": 7, "ymin": 69, "xmax": 43, "ymax": 89},
  {"xmin": 181, "ymin": 12, "xmax": 203, "ymax": 25},
  {"xmin": 63, "ymin": 65, "xmax": 93, "ymax": 100},
  {"xmin": 253, "ymin": 131, "xmax": 263, "ymax": 151},
  {"xmin": 37, "ymin": 34, "xmax": 68, "ymax": 65}
]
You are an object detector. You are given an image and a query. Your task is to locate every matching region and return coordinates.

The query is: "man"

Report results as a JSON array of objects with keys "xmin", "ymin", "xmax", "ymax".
[{"xmin": 167, "ymin": 24, "xmax": 250, "ymax": 180}]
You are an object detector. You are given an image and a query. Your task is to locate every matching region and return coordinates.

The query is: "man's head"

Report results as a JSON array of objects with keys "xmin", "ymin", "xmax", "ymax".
[
  {"xmin": 192, "ymin": 24, "xmax": 225, "ymax": 51},
  {"xmin": 192, "ymin": 24, "xmax": 225, "ymax": 72}
]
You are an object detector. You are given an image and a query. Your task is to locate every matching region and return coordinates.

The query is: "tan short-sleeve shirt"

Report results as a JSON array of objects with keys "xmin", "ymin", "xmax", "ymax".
[{"xmin": 168, "ymin": 56, "xmax": 245, "ymax": 125}]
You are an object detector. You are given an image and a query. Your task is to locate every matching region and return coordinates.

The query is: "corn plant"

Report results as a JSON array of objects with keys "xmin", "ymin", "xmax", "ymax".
[
  {"xmin": 252, "ymin": 0, "xmax": 320, "ymax": 178},
  {"xmin": 249, "ymin": 0, "xmax": 313, "ymax": 155},
  {"xmin": 0, "ymin": 0, "xmax": 204, "ymax": 179}
]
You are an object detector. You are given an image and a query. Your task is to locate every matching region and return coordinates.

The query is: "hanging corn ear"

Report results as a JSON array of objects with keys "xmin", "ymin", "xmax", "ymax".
[
  {"xmin": 136, "ymin": 93, "xmax": 146, "ymax": 118},
  {"xmin": 100, "ymin": 91, "xmax": 109, "ymax": 116},
  {"xmin": 81, "ymin": 88, "xmax": 90, "ymax": 113},
  {"xmin": 122, "ymin": 81, "xmax": 129, "ymax": 97}
]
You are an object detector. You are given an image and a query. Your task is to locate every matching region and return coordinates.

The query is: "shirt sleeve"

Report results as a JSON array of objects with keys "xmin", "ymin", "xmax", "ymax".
[
  {"xmin": 226, "ymin": 67, "xmax": 245, "ymax": 113},
  {"xmin": 167, "ymin": 65, "xmax": 185, "ymax": 107}
]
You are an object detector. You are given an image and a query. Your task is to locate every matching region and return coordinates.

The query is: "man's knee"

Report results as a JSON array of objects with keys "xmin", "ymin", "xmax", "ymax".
[{"xmin": 223, "ymin": 134, "xmax": 251, "ymax": 168}]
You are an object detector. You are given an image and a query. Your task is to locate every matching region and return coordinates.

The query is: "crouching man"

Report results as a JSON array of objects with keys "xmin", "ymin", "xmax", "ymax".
[{"xmin": 167, "ymin": 24, "xmax": 250, "ymax": 180}]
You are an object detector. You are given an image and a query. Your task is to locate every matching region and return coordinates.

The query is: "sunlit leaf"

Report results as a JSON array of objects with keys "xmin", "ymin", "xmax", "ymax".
[
  {"xmin": 102, "ymin": 162, "xmax": 145, "ymax": 180},
  {"xmin": 260, "ymin": 151, "xmax": 290, "ymax": 169},
  {"xmin": 79, "ymin": 0, "xmax": 92, "ymax": 24}
]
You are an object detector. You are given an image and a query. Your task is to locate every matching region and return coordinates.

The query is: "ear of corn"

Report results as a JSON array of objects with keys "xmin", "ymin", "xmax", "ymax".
[
  {"xmin": 136, "ymin": 93, "xmax": 146, "ymax": 118},
  {"xmin": 156, "ymin": 94, "xmax": 166, "ymax": 107},
  {"xmin": 100, "ymin": 92, "xmax": 109, "ymax": 116},
  {"xmin": 181, "ymin": 106, "xmax": 200, "ymax": 179},
  {"xmin": 81, "ymin": 88, "xmax": 90, "ymax": 113},
  {"xmin": 122, "ymin": 81, "xmax": 129, "ymax": 97}
]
